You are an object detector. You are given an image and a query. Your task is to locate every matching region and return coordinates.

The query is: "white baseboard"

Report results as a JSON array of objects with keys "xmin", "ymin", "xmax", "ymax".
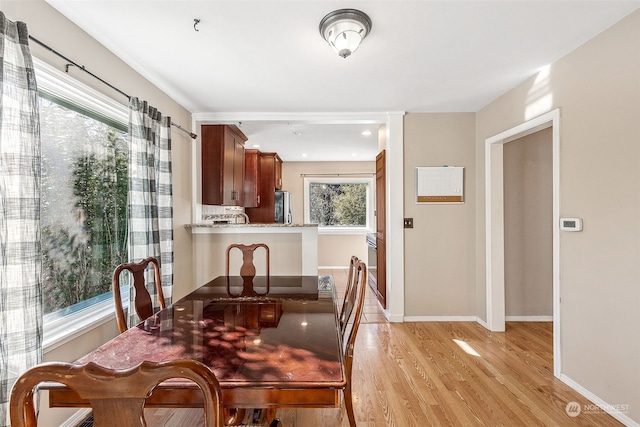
[
  {"xmin": 476, "ymin": 317, "xmax": 489, "ymax": 329},
  {"xmin": 318, "ymin": 266, "xmax": 349, "ymax": 270},
  {"xmin": 59, "ymin": 408, "xmax": 92, "ymax": 427},
  {"xmin": 505, "ymin": 316, "xmax": 553, "ymax": 322},
  {"xmin": 386, "ymin": 313, "xmax": 404, "ymax": 322},
  {"xmin": 559, "ymin": 374, "xmax": 639, "ymax": 427},
  {"xmin": 403, "ymin": 316, "xmax": 479, "ymax": 322}
]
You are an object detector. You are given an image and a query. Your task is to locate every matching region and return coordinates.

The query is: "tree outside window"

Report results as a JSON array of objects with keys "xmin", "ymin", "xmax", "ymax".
[
  {"xmin": 305, "ymin": 177, "xmax": 373, "ymax": 231},
  {"xmin": 39, "ymin": 96, "xmax": 128, "ymax": 314}
]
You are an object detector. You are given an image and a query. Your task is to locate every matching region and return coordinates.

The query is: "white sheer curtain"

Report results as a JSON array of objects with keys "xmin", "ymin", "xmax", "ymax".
[
  {"xmin": 0, "ymin": 12, "xmax": 42, "ymax": 426},
  {"xmin": 127, "ymin": 97, "xmax": 173, "ymax": 328}
]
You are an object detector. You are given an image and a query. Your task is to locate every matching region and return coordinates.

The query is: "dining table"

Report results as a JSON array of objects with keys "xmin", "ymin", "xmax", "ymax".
[{"xmin": 44, "ymin": 275, "xmax": 344, "ymax": 424}]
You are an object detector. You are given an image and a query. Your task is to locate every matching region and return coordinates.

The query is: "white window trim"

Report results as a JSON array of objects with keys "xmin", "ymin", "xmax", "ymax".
[
  {"xmin": 303, "ymin": 176, "xmax": 374, "ymax": 234},
  {"xmin": 35, "ymin": 58, "xmax": 129, "ymax": 352},
  {"xmin": 34, "ymin": 58, "xmax": 128, "ymax": 122}
]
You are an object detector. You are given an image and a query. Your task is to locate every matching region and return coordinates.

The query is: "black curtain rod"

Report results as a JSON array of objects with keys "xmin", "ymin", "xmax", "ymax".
[{"xmin": 28, "ymin": 35, "xmax": 197, "ymax": 140}]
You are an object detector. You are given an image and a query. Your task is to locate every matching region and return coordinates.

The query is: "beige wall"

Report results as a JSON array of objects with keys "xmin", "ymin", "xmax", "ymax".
[
  {"xmin": 403, "ymin": 113, "xmax": 476, "ymax": 317},
  {"xmin": 476, "ymin": 10, "xmax": 640, "ymax": 422},
  {"xmin": 504, "ymin": 128, "xmax": 553, "ymax": 317},
  {"xmin": 3, "ymin": 2, "xmax": 195, "ymax": 425},
  {"xmin": 282, "ymin": 161, "xmax": 374, "ymax": 267}
]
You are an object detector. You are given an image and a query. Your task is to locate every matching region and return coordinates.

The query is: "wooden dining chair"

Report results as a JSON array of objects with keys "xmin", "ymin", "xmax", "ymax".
[
  {"xmin": 112, "ymin": 256, "xmax": 166, "ymax": 333},
  {"xmin": 226, "ymin": 243, "xmax": 270, "ymax": 295},
  {"xmin": 342, "ymin": 259, "xmax": 367, "ymax": 427},
  {"xmin": 10, "ymin": 359, "xmax": 225, "ymax": 427},
  {"xmin": 338, "ymin": 255, "xmax": 360, "ymax": 337},
  {"xmin": 225, "ymin": 243, "xmax": 282, "ymax": 427}
]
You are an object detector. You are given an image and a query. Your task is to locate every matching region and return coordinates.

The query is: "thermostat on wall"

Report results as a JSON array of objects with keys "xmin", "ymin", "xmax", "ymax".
[{"xmin": 560, "ymin": 217, "xmax": 583, "ymax": 231}]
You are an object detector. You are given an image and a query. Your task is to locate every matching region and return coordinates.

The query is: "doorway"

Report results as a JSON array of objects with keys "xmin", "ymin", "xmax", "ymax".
[
  {"xmin": 504, "ymin": 128, "xmax": 553, "ymax": 321},
  {"xmin": 484, "ymin": 108, "xmax": 561, "ymax": 377}
]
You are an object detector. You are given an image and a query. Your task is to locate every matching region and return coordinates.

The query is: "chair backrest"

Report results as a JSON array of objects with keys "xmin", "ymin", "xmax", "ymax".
[
  {"xmin": 343, "ymin": 260, "xmax": 367, "ymax": 368},
  {"xmin": 226, "ymin": 243, "xmax": 270, "ymax": 295},
  {"xmin": 10, "ymin": 359, "xmax": 225, "ymax": 427},
  {"xmin": 112, "ymin": 257, "xmax": 165, "ymax": 333},
  {"xmin": 338, "ymin": 255, "xmax": 359, "ymax": 337}
]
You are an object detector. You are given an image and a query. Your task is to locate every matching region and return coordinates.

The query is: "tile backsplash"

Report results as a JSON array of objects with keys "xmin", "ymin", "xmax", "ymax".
[{"xmin": 201, "ymin": 205, "xmax": 246, "ymax": 223}]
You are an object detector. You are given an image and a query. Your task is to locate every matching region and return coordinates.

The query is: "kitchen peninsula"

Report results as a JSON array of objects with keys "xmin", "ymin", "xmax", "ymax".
[{"xmin": 186, "ymin": 223, "xmax": 318, "ymax": 287}]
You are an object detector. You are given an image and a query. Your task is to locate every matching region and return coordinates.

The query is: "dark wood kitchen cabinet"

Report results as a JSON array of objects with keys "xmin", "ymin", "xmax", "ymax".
[
  {"xmin": 274, "ymin": 153, "xmax": 283, "ymax": 190},
  {"xmin": 245, "ymin": 152, "xmax": 282, "ymax": 223},
  {"xmin": 201, "ymin": 124, "xmax": 246, "ymax": 206},
  {"xmin": 244, "ymin": 149, "xmax": 261, "ymax": 208}
]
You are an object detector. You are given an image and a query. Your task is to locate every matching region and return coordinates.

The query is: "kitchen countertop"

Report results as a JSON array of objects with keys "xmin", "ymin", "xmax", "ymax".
[{"xmin": 186, "ymin": 223, "xmax": 318, "ymax": 228}]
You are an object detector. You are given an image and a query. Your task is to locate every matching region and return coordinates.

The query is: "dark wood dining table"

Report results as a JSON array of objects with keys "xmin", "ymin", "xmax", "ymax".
[{"xmin": 45, "ymin": 275, "xmax": 345, "ymax": 418}]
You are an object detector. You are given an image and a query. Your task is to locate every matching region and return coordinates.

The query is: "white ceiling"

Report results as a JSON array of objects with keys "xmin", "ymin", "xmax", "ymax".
[{"xmin": 46, "ymin": 0, "xmax": 640, "ymax": 161}]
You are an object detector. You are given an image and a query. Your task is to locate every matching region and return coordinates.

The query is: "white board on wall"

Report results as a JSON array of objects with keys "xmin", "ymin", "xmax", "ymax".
[{"xmin": 415, "ymin": 166, "xmax": 464, "ymax": 203}]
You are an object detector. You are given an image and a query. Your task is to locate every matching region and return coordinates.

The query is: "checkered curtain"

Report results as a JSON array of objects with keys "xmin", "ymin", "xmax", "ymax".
[
  {"xmin": 0, "ymin": 13, "xmax": 42, "ymax": 426},
  {"xmin": 127, "ymin": 97, "xmax": 173, "ymax": 327}
]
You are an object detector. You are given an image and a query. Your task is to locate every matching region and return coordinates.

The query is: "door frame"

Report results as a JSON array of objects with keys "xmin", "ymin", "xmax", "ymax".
[{"xmin": 484, "ymin": 108, "xmax": 561, "ymax": 377}]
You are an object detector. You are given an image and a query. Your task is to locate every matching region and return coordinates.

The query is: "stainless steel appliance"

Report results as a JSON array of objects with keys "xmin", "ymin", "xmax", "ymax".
[
  {"xmin": 366, "ymin": 233, "xmax": 377, "ymax": 290},
  {"xmin": 274, "ymin": 191, "xmax": 292, "ymax": 224}
]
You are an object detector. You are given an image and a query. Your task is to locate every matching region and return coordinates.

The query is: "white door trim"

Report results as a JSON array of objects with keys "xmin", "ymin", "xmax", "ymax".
[
  {"xmin": 484, "ymin": 108, "xmax": 561, "ymax": 377},
  {"xmin": 191, "ymin": 111, "xmax": 405, "ymax": 323}
]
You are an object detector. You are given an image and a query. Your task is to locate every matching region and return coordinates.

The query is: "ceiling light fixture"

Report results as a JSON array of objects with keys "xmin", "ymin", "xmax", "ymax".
[{"xmin": 319, "ymin": 9, "xmax": 372, "ymax": 58}]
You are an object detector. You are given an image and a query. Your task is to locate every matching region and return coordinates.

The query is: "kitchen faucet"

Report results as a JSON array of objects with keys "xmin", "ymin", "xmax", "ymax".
[{"xmin": 234, "ymin": 213, "xmax": 250, "ymax": 224}]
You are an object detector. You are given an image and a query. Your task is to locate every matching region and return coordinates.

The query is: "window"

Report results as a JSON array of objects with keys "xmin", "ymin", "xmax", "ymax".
[
  {"xmin": 303, "ymin": 177, "xmax": 374, "ymax": 233},
  {"xmin": 35, "ymin": 59, "xmax": 130, "ymax": 349}
]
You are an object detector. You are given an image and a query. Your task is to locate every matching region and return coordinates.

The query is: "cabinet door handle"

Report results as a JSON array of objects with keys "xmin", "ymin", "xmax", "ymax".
[{"xmin": 257, "ymin": 195, "xmax": 261, "ymax": 204}]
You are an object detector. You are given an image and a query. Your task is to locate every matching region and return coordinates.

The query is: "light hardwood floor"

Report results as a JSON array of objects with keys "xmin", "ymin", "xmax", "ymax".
[{"xmin": 144, "ymin": 270, "xmax": 622, "ymax": 426}]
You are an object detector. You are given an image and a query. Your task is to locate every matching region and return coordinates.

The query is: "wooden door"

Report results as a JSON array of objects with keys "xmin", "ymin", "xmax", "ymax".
[{"xmin": 375, "ymin": 150, "xmax": 386, "ymax": 307}]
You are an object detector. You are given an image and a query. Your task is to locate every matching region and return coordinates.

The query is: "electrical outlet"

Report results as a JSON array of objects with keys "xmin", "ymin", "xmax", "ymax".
[{"xmin": 404, "ymin": 218, "xmax": 414, "ymax": 228}]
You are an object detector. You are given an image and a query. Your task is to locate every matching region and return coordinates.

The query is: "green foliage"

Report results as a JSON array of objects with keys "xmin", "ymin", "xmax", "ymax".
[
  {"xmin": 335, "ymin": 184, "xmax": 367, "ymax": 226},
  {"xmin": 40, "ymin": 97, "xmax": 128, "ymax": 313},
  {"xmin": 309, "ymin": 183, "xmax": 367, "ymax": 227}
]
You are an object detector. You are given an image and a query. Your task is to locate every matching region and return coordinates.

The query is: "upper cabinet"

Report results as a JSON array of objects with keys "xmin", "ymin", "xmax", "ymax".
[
  {"xmin": 245, "ymin": 151, "xmax": 283, "ymax": 223},
  {"xmin": 261, "ymin": 152, "xmax": 283, "ymax": 190},
  {"xmin": 243, "ymin": 149, "xmax": 261, "ymax": 208},
  {"xmin": 273, "ymin": 153, "xmax": 283, "ymax": 190},
  {"xmin": 201, "ymin": 124, "xmax": 247, "ymax": 206}
]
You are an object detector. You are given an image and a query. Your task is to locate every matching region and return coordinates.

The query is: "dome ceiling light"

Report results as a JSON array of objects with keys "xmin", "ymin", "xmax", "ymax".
[{"xmin": 319, "ymin": 9, "xmax": 372, "ymax": 58}]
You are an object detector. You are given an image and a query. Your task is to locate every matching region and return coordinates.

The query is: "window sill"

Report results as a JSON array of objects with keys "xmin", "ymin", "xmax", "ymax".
[
  {"xmin": 317, "ymin": 228, "xmax": 372, "ymax": 235},
  {"xmin": 43, "ymin": 299, "xmax": 117, "ymax": 354}
]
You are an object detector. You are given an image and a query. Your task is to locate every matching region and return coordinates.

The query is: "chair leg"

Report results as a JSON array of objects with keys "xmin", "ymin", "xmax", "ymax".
[
  {"xmin": 344, "ymin": 385, "xmax": 357, "ymax": 427},
  {"xmin": 224, "ymin": 408, "xmax": 245, "ymax": 426},
  {"xmin": 265, "ymin": 408, "xmax": 280, "ymax": 426}
]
